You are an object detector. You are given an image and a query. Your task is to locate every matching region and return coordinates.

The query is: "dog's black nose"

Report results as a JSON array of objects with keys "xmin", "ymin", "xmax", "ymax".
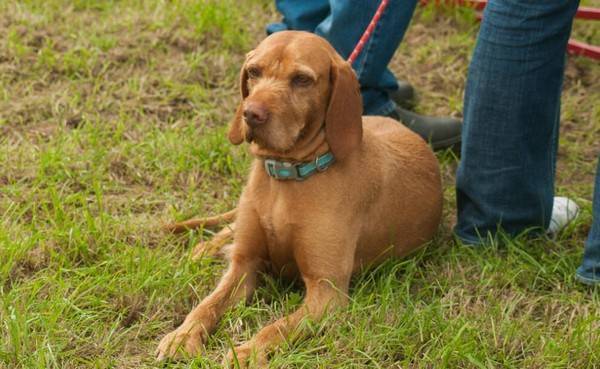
[{"xmin": 243, "ymin": 102, "xmax": 269, "ymax": 127}]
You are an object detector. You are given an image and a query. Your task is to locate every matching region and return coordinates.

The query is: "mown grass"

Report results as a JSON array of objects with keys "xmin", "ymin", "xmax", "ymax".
[{"xmin": 1, "ymin": 1, "xmax": 599, "ymax": 368}]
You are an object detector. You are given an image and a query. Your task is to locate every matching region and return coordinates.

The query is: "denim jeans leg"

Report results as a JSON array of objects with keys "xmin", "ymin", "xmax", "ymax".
[
  {"xmin": 454, "ymin": 0, "xmax": 580, "ymax": 244},
  {"xmin": 266, "ymin": 0, "xmax": 330, "ymax": 34},
  {"xmin": 315, "ymin": 0, "xmax": 418, "ymax": 115},
  {"xmin": 268, "ymin": 0, "xmax": 418, "ymax": 116},
  {"xmin": 576, "ymin": 158, "xmax": 600, "ymax": 284}
]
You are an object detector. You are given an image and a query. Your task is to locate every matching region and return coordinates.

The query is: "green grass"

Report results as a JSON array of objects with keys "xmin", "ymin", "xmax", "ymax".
[{"xmin": 1, "ymin": 0, "xmax": 599, "ymax": 368}]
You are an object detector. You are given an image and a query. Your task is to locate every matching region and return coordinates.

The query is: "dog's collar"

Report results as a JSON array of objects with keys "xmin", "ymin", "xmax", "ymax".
[{"xmin": 263, "ymin": 152, "xmax": 335, "ymax": 181}]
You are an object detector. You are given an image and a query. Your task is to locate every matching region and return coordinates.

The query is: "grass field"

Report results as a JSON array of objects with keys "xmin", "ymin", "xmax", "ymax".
[{"xmin": 1, "ymin": 1, "xmax": 599, "ymax": 368}]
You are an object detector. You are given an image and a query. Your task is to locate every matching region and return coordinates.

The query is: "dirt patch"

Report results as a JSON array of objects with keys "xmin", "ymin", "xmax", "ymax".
[
  {"xmin": 113, "ymin": 294, "xmax": 147, "ymax": 328},
  {"xmin": 6, "ymin": 243, "xmax": 54, "ymax": 289}
]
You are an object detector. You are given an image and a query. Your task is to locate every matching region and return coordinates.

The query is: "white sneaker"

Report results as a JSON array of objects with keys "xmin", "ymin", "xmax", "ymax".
[{"xmin": 547, "ymin": 196, "xmax": 580, "ymax": 234}]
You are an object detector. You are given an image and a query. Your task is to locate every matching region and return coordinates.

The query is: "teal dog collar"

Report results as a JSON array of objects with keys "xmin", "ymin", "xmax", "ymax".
[{"xmin": 264, "ymin": 152, "xmax": 335, "ymax": 181}]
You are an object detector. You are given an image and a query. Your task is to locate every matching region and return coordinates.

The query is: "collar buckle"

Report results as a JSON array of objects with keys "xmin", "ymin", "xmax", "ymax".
[
  {"xmin": 314, "ymin": 154, "xmax": 330, "ymax": 172},
  {"xmin": 264, "ymin": 159, "xmax": 300, "ymax": 180}
]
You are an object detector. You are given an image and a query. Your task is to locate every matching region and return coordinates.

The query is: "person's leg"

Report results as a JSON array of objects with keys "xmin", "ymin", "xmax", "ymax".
[
  {"xmin": 315, "ymin": 0, "xmax": 462, "ymax": 150},
  {"xmin": 576, "ymin": 158, "xmax": 600, "ymax": 285},
  {"xmin": 266, "ymin": 0, "xmax": 330, "ymax": 34},
  {"xmin": 314, "ymin": 0, "xmax": 417, "ymax": 115},
  {"xmin": 455, "ymin": 0, "xmax": 580, "ymax": 243}
]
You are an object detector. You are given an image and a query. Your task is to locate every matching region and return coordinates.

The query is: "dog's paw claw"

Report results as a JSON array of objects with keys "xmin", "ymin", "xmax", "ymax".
[
  {"xmin": 155, "ymin": 325, "xmax": 204, "ymax": 361},
  {"xmin": 224, "ymin": 344, "xmax": 267, "ymax": 369}
]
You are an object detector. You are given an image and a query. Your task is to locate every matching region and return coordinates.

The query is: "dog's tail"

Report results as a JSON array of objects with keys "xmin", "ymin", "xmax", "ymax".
[{"xmin": 162, "ymin": 209, "xmax": 236, "ymax": 233}]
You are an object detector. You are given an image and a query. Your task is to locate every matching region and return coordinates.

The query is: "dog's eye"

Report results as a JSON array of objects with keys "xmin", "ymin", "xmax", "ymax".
[
  {"xmin": 247, "ymin": 67, "xmax": 261, "ymax": 79},
  {"xmin": 292, "ymin": 74, "xmax": 312, "ymax": 87}
]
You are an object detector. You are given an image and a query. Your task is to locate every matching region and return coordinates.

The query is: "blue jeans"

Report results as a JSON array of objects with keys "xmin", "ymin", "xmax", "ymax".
[
  {"xmin": 578, "ymin": 160, "xmax": 600, "ymax": 284},
  {"xmin": 455, "ymin": 0, "xmax": 600, "ymax": 284},
  {"xmin": 266, "ymin": 0, "xmax": 418, "ymax": 116}
]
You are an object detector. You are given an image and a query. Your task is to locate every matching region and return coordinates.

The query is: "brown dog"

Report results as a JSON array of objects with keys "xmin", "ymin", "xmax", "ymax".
[{"xmin": 156, "ymin": 31, "xmax": 442, "ymax": 366}]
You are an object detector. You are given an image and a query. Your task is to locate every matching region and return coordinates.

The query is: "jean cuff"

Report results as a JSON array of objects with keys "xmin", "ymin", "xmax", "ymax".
[
  {"xmin": 368, "ymin": 99, "xmax": 396, "ymax": 117},
  {"xmin": 453, "ymin": 229, "xmax": 490, "ymax": 247},
  {"xmin": 576, "ymin": 266, "xmax": 600, "ymax": 286}
]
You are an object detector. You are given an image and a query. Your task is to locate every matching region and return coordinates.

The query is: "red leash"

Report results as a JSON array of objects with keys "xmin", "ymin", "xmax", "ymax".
[{"xmin": 347, "ymin": 0, "xmax": 390, "ymax": 64}]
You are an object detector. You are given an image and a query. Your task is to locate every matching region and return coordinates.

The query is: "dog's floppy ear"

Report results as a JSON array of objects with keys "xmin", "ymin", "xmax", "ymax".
[
  {"xmin": 228, "ymin": 58, "xmax": 251, "ymax": 145},
  {"xmin": 325, "ymin": 59, "xmax": 363, "ymax": 160}
]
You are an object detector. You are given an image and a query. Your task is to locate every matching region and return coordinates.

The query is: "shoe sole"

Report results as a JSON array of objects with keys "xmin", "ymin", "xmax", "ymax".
[{"xmin": 431, "ymin": 134, "xmax": 462, "ymax": 152}]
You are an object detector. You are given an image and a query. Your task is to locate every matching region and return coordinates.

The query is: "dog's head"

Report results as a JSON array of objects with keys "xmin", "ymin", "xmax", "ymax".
[{"xmin": 228, "ymin": 31, "xmax": 363, "ymax": 160}]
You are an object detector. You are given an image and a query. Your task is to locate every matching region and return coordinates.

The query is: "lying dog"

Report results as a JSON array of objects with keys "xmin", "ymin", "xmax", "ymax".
[{"xmin": 156, "ymin": 31, "xmax": 443, "ymax": 367}]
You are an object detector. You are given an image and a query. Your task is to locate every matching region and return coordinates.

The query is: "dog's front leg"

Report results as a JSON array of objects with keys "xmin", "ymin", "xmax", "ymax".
[
  {"xmin": 225, "ymin": 269, "xmax": 352, "ymax": 367},
  {"xmin": 157, "ymin": 209, "xmax": 267, "ymax": 361},
  {"xmin": 156, "ymin": 257, "xmax": 261, "ymax": 360}
]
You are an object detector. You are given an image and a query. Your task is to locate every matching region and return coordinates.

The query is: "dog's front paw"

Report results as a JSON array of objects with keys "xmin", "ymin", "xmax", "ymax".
[
  {"xmin": 224, "ymin": 343, "xmax": 267, "ymax": 368},
  {"xmin": 155, "ymin": 323, "xmax": 206, "ymax": 361}
]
